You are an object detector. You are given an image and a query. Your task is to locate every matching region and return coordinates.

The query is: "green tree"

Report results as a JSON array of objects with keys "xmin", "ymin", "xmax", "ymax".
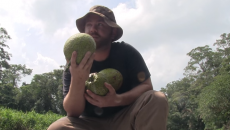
[
  {"xmin": 17, "ymin": 68, "xmax": 65, "ymax": 115},
  {"xmin": 198, "ymin": 33, "xmax": 230, "ymax": 129},
  {"xmin": 0, "ymin": 83, "xmax": 17, "ymax": 108},
  {"xmin": 198, "ymin": 67, "xmax": 230, "ymax": 129},
  {"xmin": 162, "ymin": 33, "xmax": 230, "ymax": 130},
  {"xmin": 214, "ymin": 33, "xmax": 230, "ymax": 58},
  {"xmin": 0, "ymin": 26, "xmax": 12, "ymax": 81},
  {"xmin": 15, "ymin": 83, "xmax": 36, "ymax": 112},
  {"xmin": 162, "ymin": 77, "xmax": 205, "ymax": 130},
  {"xmin": 1, "ymin": 64, "xmax": 32, "ymax": 87},
  {"xmin": 184, "ymin": 45, "xmax": 222, "ymax": 83},
  {"xmin": 162, "ymin": 78, "xmax": 191, "ymax": 130}
]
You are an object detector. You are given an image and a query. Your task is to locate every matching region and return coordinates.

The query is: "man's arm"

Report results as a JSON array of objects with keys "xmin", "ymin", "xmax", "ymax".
[
  {"xmin": 117, "ymin": 78, "xmax": 153, "ymax": 106},
  {"xmin": 85, "ymin": 77, "xmax": 153, "ymax": 108},
  {"xmin": 63, "ymin": 77, "xmax": 86, "ymax": 117},
  {"xmin": 63, "ymin": 51, "xmax": 94, "ymax": 117}
]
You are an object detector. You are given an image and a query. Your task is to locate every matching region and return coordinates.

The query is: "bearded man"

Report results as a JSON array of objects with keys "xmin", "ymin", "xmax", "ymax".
[{"xmin": 48, "ymin": 5, "xmax": 168, "ymax": 130}]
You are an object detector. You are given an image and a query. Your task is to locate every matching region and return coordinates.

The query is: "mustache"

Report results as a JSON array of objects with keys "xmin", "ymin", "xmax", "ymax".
[{"xmin": 89, "ymin": 32, "xmax": 99, "ymax": 37}]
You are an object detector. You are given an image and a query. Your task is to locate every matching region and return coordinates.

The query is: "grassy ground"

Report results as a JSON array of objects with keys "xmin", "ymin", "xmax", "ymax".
[{"xmin": 0, "ymin": 107, "xmax": 64, "ymax": 130}]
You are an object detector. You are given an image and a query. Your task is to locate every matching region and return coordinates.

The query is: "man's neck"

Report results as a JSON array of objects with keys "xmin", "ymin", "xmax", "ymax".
[{"xmin": 94, "ymin": 43, "xmax": 111, "ymax": 62}]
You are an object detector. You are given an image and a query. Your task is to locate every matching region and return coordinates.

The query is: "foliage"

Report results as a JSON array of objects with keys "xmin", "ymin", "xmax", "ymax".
[
  {"xmin": 198, "ymin": 73, "xmax": 230, "ymax": 129},
  {"xmin": 0, "ymin": 26, "xmax": 66, "ymax": 116},
  {"xmin": 30, "ymin": 69, "xmax": 65, "ymax": 114},
  {"xmin": 0, "ymin": 83, "xmax": 17, "ymax": 109},
  {"xmin": 0, "ymin": 107, "xmax": 63, "ymax": 130},
  {"xmin": 162, "ymin": 78, "xmax": 205, "ymax": 130},
  {"xmin": 0, "ymin": 26, "xmax": 12, "ymax": 80},
  {"xmin": 161, "ymin": 33, "xmax": 230, "ymax": 130},
  {"xmin": 15, "ymin": 68, "xmax": 66, "ymax": 115},
  {"xmin": 214, "ymin": 33, "xmax": 230, "ymax": 58},
  {"xmin": 1, "ymin": 64, "xmax": 32, "ymax": 87},
  {"xmin": 198, "ymin": 56, "xmax": 230, "ymax": 129}
]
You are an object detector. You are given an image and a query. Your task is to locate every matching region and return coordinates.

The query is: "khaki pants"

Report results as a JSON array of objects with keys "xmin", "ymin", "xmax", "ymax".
[{"xmin": 47, "ymin": 90, "xmax": 168, "ymax": 130}]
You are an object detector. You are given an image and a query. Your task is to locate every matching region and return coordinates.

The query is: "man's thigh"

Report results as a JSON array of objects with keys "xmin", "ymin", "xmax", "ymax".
[
  {"xmin": 47, "ymin": 116, "xmax": 108, "ymax": 130},
  {"xmin": 108, "ymin": 90, "xmax": 168, "ymax": 130}
]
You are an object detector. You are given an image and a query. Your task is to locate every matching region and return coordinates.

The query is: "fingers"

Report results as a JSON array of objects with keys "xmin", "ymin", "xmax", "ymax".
[
  {"xmin": 86, "ymin": 89, "xmax": 100, "ymax": 100},
  {"xmin": 78, "ymin": 51, "xmax": 92, "ymax": 69},
  {"xmin": 104, "ymin": 82, "xmax": 115, "ymax": 94},
  {"xmin": 70, "ymin": 51, "xmax": 77, "ymax": 67},
  {"xmin": 85, "ymin": 90, "xmax": 100, "ymax": 106},
  {"xmin": 70, "ymin": 51, "xmax": 94, "ymax": 70}
]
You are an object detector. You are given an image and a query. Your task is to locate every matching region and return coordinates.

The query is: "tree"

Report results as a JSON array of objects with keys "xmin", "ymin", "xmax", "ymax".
[
  {"xmin": 0, "ymin": 83, "xmax": 17, "ymax": 108},
  {"xmin": 197, "ymin": 33, "xmax": 230, "ymax": 129},
  {"xmin": 184, "ymin": 45, "xmax": 222, "ymax": 83},
  {"xmin": 14, "ymin": 83, "xmax": 38, "ymax": 112},
  {"xmin": 16, "ymin": 68, "xmax": 66, "ymax": 115},
  {"xmin": 162, "ymin": 33, "xmax": 230, "ymax": 130},
  {"xmin": 1, "ymin": 64, "xmax": 32, "ymax": 87},
  {"xmin": 161, "ymin": 77, "xmax": 205, "ymax": 130},
  {"xmin": 214, "ymin": 33, "xmax": 230, "ymax": 58},
  {"xmin": 0, "ymin": 26, "xmax": 12, "ymax": 81},
  {"xmin": 198, "ymin": 70, "xmax": 230, "ymax": 129}
]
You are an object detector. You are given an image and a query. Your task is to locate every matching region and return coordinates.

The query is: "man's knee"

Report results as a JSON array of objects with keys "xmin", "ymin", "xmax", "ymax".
[
  {"xmin": 47, "ymin": 117, "xmax": 72, "ymax": 130},
  {"xmin": 153, "ymin": 91, "xmax": 168, "ymax": 102},
  {"xmin": 144, "ymin": 90, "xmax": 168, "ymax": 108}
]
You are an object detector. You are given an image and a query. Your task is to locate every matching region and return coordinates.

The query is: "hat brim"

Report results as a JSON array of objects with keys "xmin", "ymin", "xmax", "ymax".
[{"xmin": 76, "ymin": 12, "xmax": 123, "ymax": 41}]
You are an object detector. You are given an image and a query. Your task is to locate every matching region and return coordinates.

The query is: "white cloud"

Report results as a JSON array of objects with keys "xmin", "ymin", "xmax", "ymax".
[
  {"xmin": 30, "ymin": 53, "xmax": 60, "ymax": 74},
  {"xmin": 142, "ymin": 45, "xmax": 188, "ymax": 90},
  {"xmin": 112, "ymin": 0, "xmax": 230, "ymax": 90},
  {"xmin": 15, "ymin": 53, "xmax": 60, "ymax": 85}
]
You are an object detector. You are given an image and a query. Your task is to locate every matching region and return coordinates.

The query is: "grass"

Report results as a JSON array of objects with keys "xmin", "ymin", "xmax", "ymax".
[{"xmin": 0, "ymin": 107, "xmax": 64, "ymax": 130}]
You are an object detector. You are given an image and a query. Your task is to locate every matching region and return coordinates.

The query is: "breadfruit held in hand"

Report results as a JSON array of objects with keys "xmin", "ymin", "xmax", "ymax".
[
  {"xmin": 85, "ymin": 68, "xmax": 123, "ymax": 96},
  {"xmin": 63, "ymin": 33, "xmax": 96, "ymax": 71}
]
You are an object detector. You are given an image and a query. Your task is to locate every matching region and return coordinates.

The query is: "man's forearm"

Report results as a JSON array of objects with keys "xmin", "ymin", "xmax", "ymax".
[
  {"xmin": 63, "ymin": 79, "xmax": 86, "ymax": 117},
  {"xmin": 118, "ymin": 78, "xmax": 153, "ymax": 106}
]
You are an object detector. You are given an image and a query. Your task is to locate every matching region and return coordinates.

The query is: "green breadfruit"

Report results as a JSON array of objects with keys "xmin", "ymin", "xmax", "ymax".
[
  {"xmin": 63, "ymin": 33, "xmax": 96, "ymax": 71},
  {"xmin": 85, "ymin": 68, "xmax": 123, "ymax": 96},
  {"xmin": 85, "ymin": 73, "xmax": 108, "ymax": 96}
]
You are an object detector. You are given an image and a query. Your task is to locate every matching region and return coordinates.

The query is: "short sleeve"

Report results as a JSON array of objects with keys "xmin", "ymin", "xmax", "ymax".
[
  {"xmin": 125, "ymin": 43, "xmax": 151, "ymax": 88},
  {"xmin": 63, "ymin": 70, "xmax": 71, "ymax": 98}
]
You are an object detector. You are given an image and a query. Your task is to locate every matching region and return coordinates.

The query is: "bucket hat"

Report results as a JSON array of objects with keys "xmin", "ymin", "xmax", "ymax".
[{"xmin": 76, "ymin": 5, "xmax": 123, "ymax": 41}]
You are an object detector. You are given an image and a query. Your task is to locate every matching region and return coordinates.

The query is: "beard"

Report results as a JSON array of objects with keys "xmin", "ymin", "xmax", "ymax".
[
  {"xmin": 91, "ymin": 32, "xmax": 113, "ymax": 51},
  {"xmin": 95, "ymin": 37, "xmax": 111, "ymax": 50}
]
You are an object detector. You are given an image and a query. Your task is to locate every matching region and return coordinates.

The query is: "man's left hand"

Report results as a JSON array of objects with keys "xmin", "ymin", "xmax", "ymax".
[{"xmin": 85, "ymin": 82, "xmax": 122, "ymax": 108}]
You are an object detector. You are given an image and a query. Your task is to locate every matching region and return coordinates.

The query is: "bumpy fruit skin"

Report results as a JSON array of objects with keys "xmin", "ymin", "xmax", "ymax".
[
  {"xmin": 85, "ymin": 68, "xmax": 123, "ymax": 96},
  {"xmin": 85, "ymin": 73, "xmax": 108, "ymax": 96},
  {"xmin": 63, "ymin": 33, "xmax": 96, "ymax": 71},
  {"xmin": 98, "ymin": 68, "xmax": 123, "ymax": 91}
]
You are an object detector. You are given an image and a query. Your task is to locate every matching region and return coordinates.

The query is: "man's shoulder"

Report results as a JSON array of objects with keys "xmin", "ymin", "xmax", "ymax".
[{"xmin": 112, "ymin": 41, "xmax": 135, "ymax": 50}]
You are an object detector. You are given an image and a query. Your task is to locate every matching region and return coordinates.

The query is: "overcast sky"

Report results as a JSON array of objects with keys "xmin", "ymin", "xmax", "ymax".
[{"xmin": 0, "ymin": 0, "xmax": 229, "ymax": 91}]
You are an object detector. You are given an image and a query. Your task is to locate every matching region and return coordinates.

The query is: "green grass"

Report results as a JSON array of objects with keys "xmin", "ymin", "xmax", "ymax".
[{"xmin": 0, "ymin": 107, "xmax": 64, "ymax": 130}]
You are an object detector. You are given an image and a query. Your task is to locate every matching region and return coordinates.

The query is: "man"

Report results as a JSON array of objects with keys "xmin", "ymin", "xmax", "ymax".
[{"xmin": 48, "ymin": 5, "xmax": 168, "ymax": 130}]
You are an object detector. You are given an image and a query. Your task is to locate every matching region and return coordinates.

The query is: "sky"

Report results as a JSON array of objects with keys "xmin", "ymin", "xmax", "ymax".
[{"xmin": 0, "ymin": 0, "xmax": 229, "ymax": 91}]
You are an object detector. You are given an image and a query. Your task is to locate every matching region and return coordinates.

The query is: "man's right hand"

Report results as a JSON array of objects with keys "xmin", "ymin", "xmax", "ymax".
[
  {"xmin": 63, "ymin": 51, "xmax": 94, "ymax": 117},
  {"xmin": 69, "ymin": 51, "xmax": 95, "ymax": 83}
]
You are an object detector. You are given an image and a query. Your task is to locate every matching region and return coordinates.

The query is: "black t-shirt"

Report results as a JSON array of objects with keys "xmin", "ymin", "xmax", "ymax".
[{"xmin": 63, "ymin": 41, "xmax": 151, "ymax": 117}]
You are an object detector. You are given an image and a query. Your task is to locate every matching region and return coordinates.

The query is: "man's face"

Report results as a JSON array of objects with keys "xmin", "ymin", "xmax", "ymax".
[{"xmin": 84, "ymin": 14, "xmax": 113, "ymax": 49}]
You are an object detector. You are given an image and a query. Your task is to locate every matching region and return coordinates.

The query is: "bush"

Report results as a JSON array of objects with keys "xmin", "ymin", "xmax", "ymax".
[{"xmin": 0, "ymin": 107, "xmax": 64, "ymax": 130}]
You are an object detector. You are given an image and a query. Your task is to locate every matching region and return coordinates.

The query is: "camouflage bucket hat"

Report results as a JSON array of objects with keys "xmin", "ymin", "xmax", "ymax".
[{"xmin": 76, "ymin": 5, "xmax": 123, "ymax": 41}]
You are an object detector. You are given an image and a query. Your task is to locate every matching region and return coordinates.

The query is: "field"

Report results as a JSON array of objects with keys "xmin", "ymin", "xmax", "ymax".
[{"xmin": 0, "ymin": 107, "xmax": 64, "ymax": 130}]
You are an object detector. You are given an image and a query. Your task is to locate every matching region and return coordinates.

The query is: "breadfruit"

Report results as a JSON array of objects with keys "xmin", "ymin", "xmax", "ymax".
[
  {"xmin": 85, "ymin": 68, "xmax": 123, "ymax": 96},
  {"xmin": 63, "ymin": 33, "xmax": 96, "ymax": 71},
  {"xmin": 98, "ymin": 68, "xmax": 123, "ymax": 91},
  {"xmin": 85, "ymin": 73, "xmax": 108, "ymax": 96}
]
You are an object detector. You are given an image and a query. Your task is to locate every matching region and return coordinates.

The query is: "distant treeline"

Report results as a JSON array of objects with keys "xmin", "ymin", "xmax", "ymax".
[{"xmin": 161, "ymin": 33, "xmax": 230, "ymax": 130}]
